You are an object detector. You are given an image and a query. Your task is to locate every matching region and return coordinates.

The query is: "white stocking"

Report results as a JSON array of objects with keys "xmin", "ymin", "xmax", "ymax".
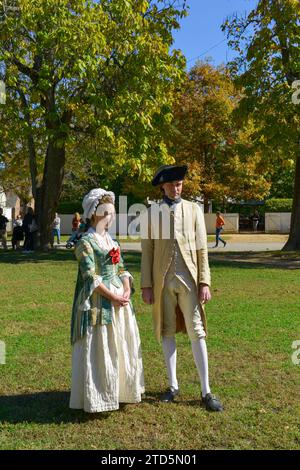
[
  {"xmin": 162, "ymin": 336, "xmax": 178, "ymax": 390},
  {"xmin": 191, "ymin": 338, "xmax": 211, "ymax": 397}
]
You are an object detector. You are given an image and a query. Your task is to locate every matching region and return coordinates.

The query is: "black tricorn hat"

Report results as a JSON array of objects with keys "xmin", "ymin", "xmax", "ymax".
[{"xmin": 151, "ymin": 164, "xmax": 188, "ymax": 186}]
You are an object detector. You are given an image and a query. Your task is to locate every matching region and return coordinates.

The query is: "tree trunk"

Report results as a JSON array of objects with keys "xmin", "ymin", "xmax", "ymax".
[
  {"xmin": 36, "ymin": 140, "xmax": 66, "ymax": 250},
  {"xmin": 283, "ymin": 153, "xmax": 300, "ymax": 251},
  {"xmin": 35, "ymin": 84, "xmax": 72, "ymax": 250},
  {"xmin": 203, "ymin": 195, "xmax": 210, "ymax": 213}
]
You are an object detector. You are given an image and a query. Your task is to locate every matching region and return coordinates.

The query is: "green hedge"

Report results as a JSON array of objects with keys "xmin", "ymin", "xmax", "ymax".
[
  {"xmin": 212, "ymin": 201, "xmax": 264, "ymax": 216},
  {"xmin": 57, "ymin": 201, "xmax": 82, "ymax": 214},
  {"xmin": 212, "ymin": 198, "xmax": 293, "ymax": 214},
  {"xmin": 265, "ymin": 198, "xmax": 293, "ymax": 213},
  {"xmin": 58, "ymin": 198, "xmax": 293, "ymax": 215}
]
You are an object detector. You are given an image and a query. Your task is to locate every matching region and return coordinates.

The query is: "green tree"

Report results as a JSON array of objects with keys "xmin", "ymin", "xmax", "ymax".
[
  {"xmin": 0, "ymin": 93, "xmax": 33, "ymax": 207},
  {"xmin": 267, "ymin": 157, "xmax": 295, "ymax": 199},
  {"xmin": 0, "ymin": 0, "xmax": 186, "ymax": 248},
  {"xmin": 223, "ymin": 0, "xmax": 300, "ymax": 249}
]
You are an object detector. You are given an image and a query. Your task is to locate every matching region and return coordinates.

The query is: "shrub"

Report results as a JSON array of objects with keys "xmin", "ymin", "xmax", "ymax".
[
  {"xmin": 57, "ymin": 201, "xmax": 82, "ymax": 214},
  {"xmin": 265, "ymin": 199, "xmax": 293, "ymax": 213}
]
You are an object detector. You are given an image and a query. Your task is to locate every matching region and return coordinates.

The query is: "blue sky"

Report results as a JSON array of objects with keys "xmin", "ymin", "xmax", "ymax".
[{"xmin": 172, "ymin": 0, "xmax": 258, "ymax": 68}]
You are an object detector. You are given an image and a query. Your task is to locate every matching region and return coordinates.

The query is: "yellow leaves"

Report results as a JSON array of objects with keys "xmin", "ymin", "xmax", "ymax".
[
  {"xmin": 139, "ymin": 0, "xmax": 149, "ymax": 14},
  {"xmin": 67, "ymin": 103, "xmax": 80, "ymax": 112},
  {"xmin": 100, "ymin": 126, "xmax": 115, "ymax": 140},
  {"xmin": 289, "ymin": 0, "xmax": 300, "ymax": 11},
  {"xmin": 171, "ymin": 62, "xmax": 274, "ymax": 202},
  {"xmin": 283, "ymin": 159, "xmax": 295, "ymax": 169}
]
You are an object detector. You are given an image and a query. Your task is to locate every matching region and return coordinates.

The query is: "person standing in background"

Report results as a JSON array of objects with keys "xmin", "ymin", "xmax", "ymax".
[
  {"xmin": 12, "ymin": 214, "xmax": 24, "ymax": 250},
  {"xmin": 22, "ymin": 207, "xmax": 36, "ymax": 253},
  {"xmin": 252, "ymin": 210, "xmax": 260, "ymax": 232},
  {"xmin": 51, "ymin": 213, "xmax": 61, "ymax": 247}
]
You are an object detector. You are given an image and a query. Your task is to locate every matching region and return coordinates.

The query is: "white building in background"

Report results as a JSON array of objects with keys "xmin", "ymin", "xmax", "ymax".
[
  {"xmin": 0, "ymin": 187, "xmax": 24, "ymax": 231},
  {"xmin": 0, "ymin": 187, "xmax": 12, "ymax": 230},
  {"xmin": 0, "ymin": 187, "xmax": 6, "ymax": 207}
]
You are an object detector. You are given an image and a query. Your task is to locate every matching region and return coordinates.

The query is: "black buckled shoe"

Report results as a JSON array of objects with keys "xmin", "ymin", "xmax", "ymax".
[
  {"xmin": 202, "ymin": 393, "xmax": 223, "ymax": 412},
  {"xmin": 160, "ymin": 387, "xmax": 179, "ymax": 403}
]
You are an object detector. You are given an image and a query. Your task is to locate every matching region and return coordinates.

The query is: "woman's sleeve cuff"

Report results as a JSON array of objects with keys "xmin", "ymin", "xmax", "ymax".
[
  {"xmin": 119, "ymin": 271, "xmax": 133, "ymax": 280},
  {"xmin": 119, "ymin": 271, "xmax": 135, "ymax": 293},
  {"xmin": 80, "ymin": 275, "xmax": 103, "ymax": 310}
]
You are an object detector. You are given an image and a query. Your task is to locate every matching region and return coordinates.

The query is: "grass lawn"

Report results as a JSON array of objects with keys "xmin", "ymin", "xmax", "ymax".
[{"xmin": 0, "ymin": 250, "xmax": 299, "ymax": 450}]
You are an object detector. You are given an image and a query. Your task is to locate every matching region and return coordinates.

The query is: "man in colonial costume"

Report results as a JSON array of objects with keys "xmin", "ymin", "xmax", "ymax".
[{"xmin": 141, "ymin": 165, "xmax": 223, "ymax": 412}]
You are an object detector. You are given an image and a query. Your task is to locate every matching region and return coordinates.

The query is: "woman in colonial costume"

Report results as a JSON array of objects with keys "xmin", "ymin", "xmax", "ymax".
[{"xmin": 70, "ymin": 188, "xmax": 144, "ymax": 413}]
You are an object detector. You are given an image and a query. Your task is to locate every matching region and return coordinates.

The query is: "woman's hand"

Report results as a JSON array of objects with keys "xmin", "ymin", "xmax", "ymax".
[
  {"xmin": 111, "ymin": 293, "xmax": 129, "ymax": 308},
  {"xmin": 121, "ymin": 276, "xmax": 131, "ymax": 301},
  {"xmin": 96, "ymin": 283, "xmax": 129, "ymax": 307},
  {"xmin": 123, "ymin": 287, "xmax": 131, "ymax": 301}
]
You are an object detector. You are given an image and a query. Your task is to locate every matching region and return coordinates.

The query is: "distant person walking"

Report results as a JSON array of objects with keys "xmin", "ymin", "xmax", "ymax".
[
  {"xmin": 12, "ymin": 214, "xmax": 24, "ymax": 250},
  {"xmin": 213, "ymin": 211, "xmax": 226, "ymax": 248},
  {"xmin": 0, "ymin": 208, "xmax": 9, "ymax": 249},
  {"xmin": 51, "ymin": 213, "xmax": 61, "ymax": 246}
]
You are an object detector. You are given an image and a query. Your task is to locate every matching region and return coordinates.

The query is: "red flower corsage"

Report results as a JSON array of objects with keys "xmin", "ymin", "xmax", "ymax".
[{"xmin": 109, "ymin": 246, "xmax": 121, "ymax": 264}]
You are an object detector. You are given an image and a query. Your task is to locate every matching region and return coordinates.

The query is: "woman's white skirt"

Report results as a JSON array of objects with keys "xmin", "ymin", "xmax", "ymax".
[{"xmin": 69, "ymin": 284, "xmax": 145, "ymax": 413}]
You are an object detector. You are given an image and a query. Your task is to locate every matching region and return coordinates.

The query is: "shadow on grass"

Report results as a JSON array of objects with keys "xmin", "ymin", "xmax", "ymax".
[
  {"xmin": 0, "ymin": 391, "xmax": 118, "ymax": 424},
  {"xmin": 0, "ymin": 250, "xmax": 142, "ymax": 267},
  {"xmin": 141, "ymin": 391, "xmax": 202, "ymax": 408},
  {"xmin": 128, "ymin": 250, "xmax": 300, "ymax": 271},
  {"xmin": 2, "ymin": 247, "xmax": 298, "ymax": 270},
  {"xmin": 0, "ymin": 250, "xmax": 75, "ymax": 265},
  {"xmin": 0, "ymin": 390, "xmax": 204, "ymax": 424},
  {"xmin": 209, "ymin": 252, "xmax": 300, "ymax": 270}
]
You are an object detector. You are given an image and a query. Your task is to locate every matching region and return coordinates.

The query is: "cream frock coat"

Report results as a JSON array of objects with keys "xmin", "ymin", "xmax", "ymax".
[{"xmin": 141, "ymin": 199, "xmax": 211, "ymax": 341}]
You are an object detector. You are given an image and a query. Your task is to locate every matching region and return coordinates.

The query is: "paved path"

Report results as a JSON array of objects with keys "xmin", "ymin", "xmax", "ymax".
[
  {"xmin": 120, "ymin": 241, "xmax": 286, "ymax": 253},
  {"xmin": 0, "ymin": 236, "xmax": 287, "ymax": 254}
]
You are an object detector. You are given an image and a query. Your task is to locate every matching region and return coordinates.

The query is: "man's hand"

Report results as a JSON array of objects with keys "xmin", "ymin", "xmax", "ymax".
[
  {"xmin": 142, "ymin": 287, "xmax": 154, "ymax": 305},
  {"xmin": 198, "ymin": 284, "xmax": 211, "ymax": 304}
]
